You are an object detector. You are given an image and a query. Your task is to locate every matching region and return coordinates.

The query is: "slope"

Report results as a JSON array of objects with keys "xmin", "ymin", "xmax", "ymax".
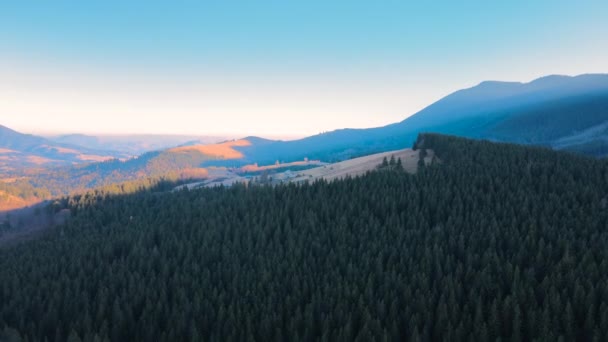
[
  {"xmin": 49, "ymin": 133, "xmax": 228, "ymax": 155},
  {"xmin": 2, "ymin": 134, "xmax": 608, "ymax": 341},
  {"xmin": 234, "ymin": 74, "xmax": 608, "ymax": 162},
  {"xmin": 4, "ymin": 73, "xmax": 608, "ymax": 210},
  {"xmin": 0, "ymin": 125, "xmax": 127, "ymax": 171}
]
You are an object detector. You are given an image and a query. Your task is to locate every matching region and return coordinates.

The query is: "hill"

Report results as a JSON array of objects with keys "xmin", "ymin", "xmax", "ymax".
[
  {"xmin": 174, "ymin": 148, "xmax": 425, "ymax": 189},
  {"xmin": 0, "ymin": 125, "xmax": 127, "ymax": 172},
  {"xmin": 2, "ymin": 134, "xmax": 608, "ymax": 341},
  {"xmin": 3, "ymin": 73, "xmax": 607, "ymax": 211},
  {"xmin": 49, "ymin": 133, "xmax": 228, "ymax": 155},
  {"xmin": 168, "ymin": 139, "xmax": 251, "ymax": 159},
  {"xmin": 0, "ymin": 139, "xmax": 263, "ymax": 210},
  {"xmin": 233, "ymin": 74, "xmax": 608, "ymax": 162},
  {"xmin": 287, "ymin": 148, "xmax": 427, "ymax": 183}
]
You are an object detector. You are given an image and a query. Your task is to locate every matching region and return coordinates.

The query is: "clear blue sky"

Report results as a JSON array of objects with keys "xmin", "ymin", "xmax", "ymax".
[{"xmin": 1, "ymin": 0, "xmax": 607, "ymax": 137}]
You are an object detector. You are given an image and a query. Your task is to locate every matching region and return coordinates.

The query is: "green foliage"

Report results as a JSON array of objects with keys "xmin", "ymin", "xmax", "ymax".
[
  {"xmin": 377, "ymin": 155, "xmax": 403, "ymax": 172},
  {"xmin": 0, "ymin": 219, "xmax": 12, "ymax": 236},
  {"xmin": 1, "ymin": 134, "xmax": 608, "ymax": 341},
  {"xmin": 0, "ymin": 150, "xmax": 216, "ymax": 203},
  {"xmin": 0, "ymin": 180, "xmax": 51, "ymax": 200}
]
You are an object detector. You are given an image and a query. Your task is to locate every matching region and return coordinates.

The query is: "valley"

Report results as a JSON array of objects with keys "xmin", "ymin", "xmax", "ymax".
[{"xmin": 2, "ymin": 74, "xmax": 607, "ymax": 214}]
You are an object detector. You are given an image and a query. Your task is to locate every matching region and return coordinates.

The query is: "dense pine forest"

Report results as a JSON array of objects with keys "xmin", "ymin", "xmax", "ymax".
[{"xmin": 2, "ymin": 133, "xmax": 608, "ymax": 341}]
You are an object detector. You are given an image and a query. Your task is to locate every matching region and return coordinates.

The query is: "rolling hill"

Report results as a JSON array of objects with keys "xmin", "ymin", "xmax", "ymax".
[
  {"xmin": 49, "ymin": 133, "xmax": 228, "ymax": 155},
  {"xmin": 2, "ymin": 73, "xmax": 608, "ymax": 211},
  {"xmin": 1, "ymin": 139, "xmax": 262, "ymax": 210},
  {"xmin": 0, "ymin": 125, "xmax": 128, "ymax": 172},
  {"xmin": 6, "ymin": 74, "xmax": 607, "ymax": 173}
]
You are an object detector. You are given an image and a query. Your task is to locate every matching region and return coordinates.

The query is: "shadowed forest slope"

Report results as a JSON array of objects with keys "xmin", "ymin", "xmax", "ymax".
[{"xmin": 2, "ymin": 134, "xmax": 608, "ymax": 341}]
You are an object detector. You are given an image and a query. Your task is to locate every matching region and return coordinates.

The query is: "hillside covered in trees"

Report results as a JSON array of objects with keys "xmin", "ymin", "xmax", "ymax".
[
  {"xmin": 0, "ymin": 148, "xmax": 215, "ymax": 211},
  {"xmin": 2, "ymin": 134, "xmax": 608, "ymax": 341}
]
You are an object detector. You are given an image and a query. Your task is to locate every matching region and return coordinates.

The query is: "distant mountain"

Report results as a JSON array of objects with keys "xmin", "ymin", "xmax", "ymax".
[
  {"xmin": 49, "ymin": 133, "xmax": 229, "ymax": 155},
  {"xmin": 3, "ymin": 73, "xmax": 608, "ymax": 211},
  {"xmin": 0, "ymin": 125, "xmax": 127, "ymax": 173},
  {"xmin": 12, "ymin": 74, "xmax": 608, "ymax": 174},
  {"xmin": 399, "ymin": 74, "xmax": 608, "ymax": 129},
  {"xmin": 48, "ymin": 134, "xmax": 101, "ymax": 150},
  {"xmin": 233, "ymin": 73, "xmax": 608, "ymax": 162}
]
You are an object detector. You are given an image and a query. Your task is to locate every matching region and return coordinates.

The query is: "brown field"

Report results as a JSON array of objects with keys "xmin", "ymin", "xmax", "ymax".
[
  {"xmin": 77, "ymin": 154, "xmax": 115, "ymax": 162},
  {"xmin": 25, "ymin": 155, "xmax": 55, "ymax": 165},
  {"xmin": 0, "ymin": 191, "xmax": 35, "ymax": 212},
  {"xmin": 172, "ymin": 167, "xmax": 245, "ymax": 191},
  {"xmin": 178, "ymin": 167, "xmax": 209, "ymax": 179},
  {"xmin": 169, "ymin": 139, "xmax": 251, "ymax": 159},
  {"xmin": 240, "ymin": 160, "xmax": 326, "ymax": 172},
  {"xmin": 289, "ymin": 148, "xmax": 434, "ymax": 183},
  {"xmin": 0, "ymin": 177, "xmax": 26, "ymax": 183},
  {"xmin": 174, "ymin": 148, "xmax": 435, "ymax": 191},
  {"xmin": 41, "ymin": 145, "xmax": 81, "ymax": 154}
]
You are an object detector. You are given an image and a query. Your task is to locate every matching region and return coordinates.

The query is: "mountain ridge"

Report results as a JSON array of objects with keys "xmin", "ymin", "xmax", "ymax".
[
  {"xmin": 2, "ymin": 73, "xmax": 608, "ymax": 209},
  {"xmin": 0, "ymin": 125, "xmax": 128, "ymax": 171},
  {"xmin": 232, "ymin": 73, "xmax": 608, "ymax": 163}
]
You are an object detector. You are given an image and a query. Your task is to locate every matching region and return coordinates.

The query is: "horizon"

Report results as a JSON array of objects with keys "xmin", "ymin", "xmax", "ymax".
[
  {"xmin": 17, "ymin": 127, "xmax": 306, "ymax": 142},
  {"xmin": 2, "ymin": 1, "xmax": 608, "ymax": 136},
  {"xmin": 8, "ymin": 72, "xmax": 607, "ymax": 140},
  {"xmin": 9, "ymin": 72, "xmax": 607, "ymax": 140}
]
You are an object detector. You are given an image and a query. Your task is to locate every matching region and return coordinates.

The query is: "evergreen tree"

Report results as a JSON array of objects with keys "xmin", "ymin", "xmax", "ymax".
[{"xmin": 1, "ymin": 133, "xmax": 607, "ymax": 341}]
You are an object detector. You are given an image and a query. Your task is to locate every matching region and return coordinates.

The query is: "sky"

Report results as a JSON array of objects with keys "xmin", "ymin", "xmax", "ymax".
[{"xmin": 1, "ymin": 1, "xmax": 607, "ymax": 138}]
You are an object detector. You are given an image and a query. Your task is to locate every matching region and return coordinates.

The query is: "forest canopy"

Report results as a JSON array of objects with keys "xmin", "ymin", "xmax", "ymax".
[{"xmin": 1, "ymin": 133, "xmax": 608, "ymax": 341}]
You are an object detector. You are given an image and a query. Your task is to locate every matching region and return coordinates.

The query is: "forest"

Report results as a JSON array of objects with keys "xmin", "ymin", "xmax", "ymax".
[
  {"xmin": 2, "ymin": 133, "xmax": 608, "ymax": 341},
  {"xmin": 0, "ymin": 148, "xmax": 217, "ymax": 209}
]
